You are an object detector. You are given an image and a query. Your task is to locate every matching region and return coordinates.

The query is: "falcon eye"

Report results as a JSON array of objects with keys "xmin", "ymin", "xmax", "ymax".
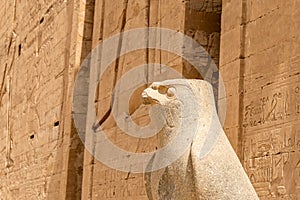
[
  {"xmin": 158, "ymin": 86, "xmax": 168, "ymax": 94},
  {"xmin": 151, "ymin": 84, "xmax": 159, "ymax": 90},
  {"xmin": 167, "ymin": 87, "xmax": 175, "ymax": 98}
]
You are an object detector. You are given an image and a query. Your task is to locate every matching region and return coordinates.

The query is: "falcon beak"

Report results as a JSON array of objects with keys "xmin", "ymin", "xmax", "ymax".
[
  {"xmin": 142, "ymin": 91, "xmax": 151, "ymax": 104},
  {"xmin": 141, "ymin": 89, "xmax": 159, "ymax": 105}
]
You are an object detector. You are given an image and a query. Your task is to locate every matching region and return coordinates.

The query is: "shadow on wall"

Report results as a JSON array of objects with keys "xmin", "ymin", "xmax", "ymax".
[{"xmin": 47, "ymin": 0, "xmax": 95, "ymax": 199}]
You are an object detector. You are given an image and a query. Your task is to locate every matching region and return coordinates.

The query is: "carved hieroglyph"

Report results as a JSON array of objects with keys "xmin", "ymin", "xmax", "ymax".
[{"xmin": 142, "ymin": 79, "xmax": 258, "ymax": 200}]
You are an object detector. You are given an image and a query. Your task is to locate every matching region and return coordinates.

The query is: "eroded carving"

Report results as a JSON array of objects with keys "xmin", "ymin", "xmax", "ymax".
[{"xmin": 243, "ymin": 123, "xmax": 300, "ymax": 198}]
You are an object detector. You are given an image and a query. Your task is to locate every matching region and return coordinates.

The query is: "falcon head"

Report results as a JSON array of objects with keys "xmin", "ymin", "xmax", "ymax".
[
  {"xmin": 141, "ymin": 80, "xmax": 192, "ymax": 128},
  {"xmin": 142, "ymin": 82, "xmax": 177, "ymax": 106}
]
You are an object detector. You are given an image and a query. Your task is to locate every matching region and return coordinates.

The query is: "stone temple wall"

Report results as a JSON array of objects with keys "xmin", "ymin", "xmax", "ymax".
[
  {"xmin": 0, "ymin": 0, "xmax": 93, "ymax": 199},
  {"xmin": 0, "ymin": 0, "xmax": 299, "ymax": 199},
  {"xmin": 0, "ymin": 0, "xmax": 221, "ymax": 199},
  {"xmin": 220, "ymin": 0, "xmax": 300, "ymax": 199}
]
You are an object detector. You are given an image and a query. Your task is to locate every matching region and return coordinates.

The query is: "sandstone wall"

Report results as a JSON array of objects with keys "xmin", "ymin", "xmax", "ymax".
[
  {"xmin": 0, "ymin": 0, "xmax": 93, "ymax": 199},
  {"xmin": 220, "ymin": 0, "xmax": 300, "ymax": 199},
  {"xmin": 0, "ymin": 0, "xmax": 222, "ymax": 199},
  {"xmin": 6, "ymin": 0, "xmax": 297, "ymax": 199}
]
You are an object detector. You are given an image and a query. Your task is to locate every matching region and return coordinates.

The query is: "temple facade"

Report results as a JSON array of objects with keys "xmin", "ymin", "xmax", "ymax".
[{"xmin": 0, "ymin": 0, "xmax": 299, "ymax": 199}]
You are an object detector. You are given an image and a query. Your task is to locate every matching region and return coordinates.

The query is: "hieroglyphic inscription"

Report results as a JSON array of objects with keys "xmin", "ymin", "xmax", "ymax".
[
  {"xmin": 244, "ymin": 124, "xmax": 300, "ymax": 199},
  {"xmin": 243, "ymin": 84, "xmax": 300, "ymax": 129},
  {"xmin": 243, "ymin": 79, "xmax": 300, "ymax": 199}
]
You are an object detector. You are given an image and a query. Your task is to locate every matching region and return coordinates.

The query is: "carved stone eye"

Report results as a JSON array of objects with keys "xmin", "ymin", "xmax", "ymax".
[
  {"xmin": 158, "ymin": 86, "xmax": 168, "ymax": 94},
  {"xmin": 151, "ymin": 84, "xmax": 159, "ymax": 90},
  {"xmin": 167, "ymin": 87, "xmax": 175, "ymax": 97}
]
